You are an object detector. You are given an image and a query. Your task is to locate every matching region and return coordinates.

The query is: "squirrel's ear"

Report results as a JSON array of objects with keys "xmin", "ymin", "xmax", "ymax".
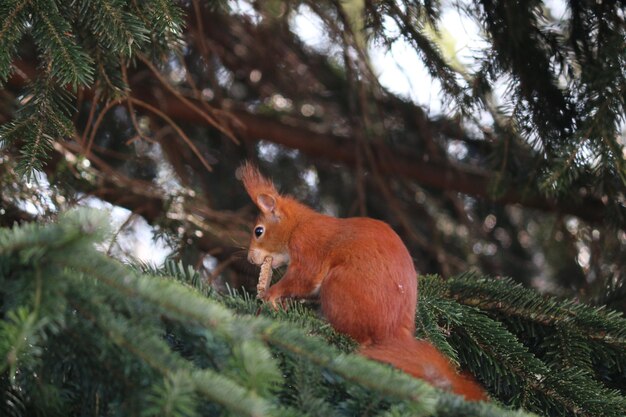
[
  {"xmin": 257, "ymin": 193, "xmax": 277, "ymax": 214},
  {"xmin": 237, "ymin": 161, "xmax": 279, "ymax": 204}
]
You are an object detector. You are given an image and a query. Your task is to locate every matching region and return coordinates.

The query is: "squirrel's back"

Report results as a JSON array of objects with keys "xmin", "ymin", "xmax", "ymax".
[{"xmin": 291, "ymin": 216, "xmax": 418, "ymax": 345}]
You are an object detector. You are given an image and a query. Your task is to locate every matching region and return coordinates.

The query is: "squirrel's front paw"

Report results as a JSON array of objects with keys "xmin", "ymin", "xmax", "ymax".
[{"xmin": 261, "ymin": 288, "xmax": 288, "ymax": 311}]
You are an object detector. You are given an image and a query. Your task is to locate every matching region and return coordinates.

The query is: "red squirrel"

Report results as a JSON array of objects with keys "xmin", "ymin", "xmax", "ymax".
[{"xmin": 239, "ymin": 162, "xmax": 487, "ymax": 401}]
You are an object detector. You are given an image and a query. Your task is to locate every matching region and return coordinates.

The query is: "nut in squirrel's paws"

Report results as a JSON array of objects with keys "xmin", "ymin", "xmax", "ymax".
[{"xmin": 257, "ymin": 256, "xmax": 273, "ymax": 299}]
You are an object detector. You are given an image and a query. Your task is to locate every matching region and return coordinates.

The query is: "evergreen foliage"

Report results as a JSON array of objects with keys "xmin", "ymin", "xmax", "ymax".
[
  {"xmin": 0, "ymin": 0, "xmax": 625, "ymax": 297},
  {"xmin": 1, "ymin": 78, "xmax": 75, "ymax": 178},
  {"xmin": 0, "ymin": 1, "xmax": 625, "ymax": 415},
  {"xmin": 0, "ymin": 210, "xmax": 624, "ymax": 416},
  {"xmin": 0, "ymin": 0, "xmax": 184, "ymax": 175},
  {"xmin": 418, "ymin": 275, "xmax": 626, "ymax": 416}
]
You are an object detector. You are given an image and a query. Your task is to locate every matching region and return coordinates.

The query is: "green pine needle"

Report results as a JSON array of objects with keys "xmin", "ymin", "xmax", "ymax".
[
  {"xmin": 32, "ymin": 0, "xmax": 95, "ymax": 87},
  {"xmin": 1, "ymin": 210, "xmax": 623, "ymax": 416},
  {"xmin": 0, "ymin": 0, "xmax": 31, "ymax": 83}
]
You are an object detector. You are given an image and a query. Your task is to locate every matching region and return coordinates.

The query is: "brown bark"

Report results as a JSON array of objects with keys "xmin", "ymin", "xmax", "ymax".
[
  {"xmin": 6, "ymin": 61, "xmax": 610, "ymax": 225},
  {"xmin": 143, "ymin": 88, "xmax": 607, "ymax": 223}
]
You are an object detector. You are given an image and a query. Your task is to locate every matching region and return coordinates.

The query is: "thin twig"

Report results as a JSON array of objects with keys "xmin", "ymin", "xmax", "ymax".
[
  {"xmin": 136, "ymin": 53, "xmax": 240, "ymax": 144},
  {"xmin": 174, "ymin": 49, "xmax": 243, "ymax": 133},
  {"xmin": 85, "ymin": 98, "xmax": 123, "ymax": 156},
  {"xmin": 80, "ymin": 83, "xmax": 101, "ymax": 149},
  {"xmin": 107, "ymin": 212, "xmax": 138, "ymax": 256},
  {"xmin": 128, "ymin": 97, "xmax": 214, "ymax": 173},
  {"xmin": 121, "ymin": 62, "xmax": 151, "ymax": 144},
  {"xmin": 188, "ymin": 4, "xmax": 224, "ymax": 103}
]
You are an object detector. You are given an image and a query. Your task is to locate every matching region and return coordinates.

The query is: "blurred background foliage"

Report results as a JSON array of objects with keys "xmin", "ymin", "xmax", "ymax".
[{"xmin": 0, "ymin": 0, "xmax": 625, "ymax": 311}]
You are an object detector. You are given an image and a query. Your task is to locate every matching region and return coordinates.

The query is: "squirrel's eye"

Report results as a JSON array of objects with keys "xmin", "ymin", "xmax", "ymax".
[{"xmin": 254, "ymin": 226, "xmax": 264, "ymax": 238}]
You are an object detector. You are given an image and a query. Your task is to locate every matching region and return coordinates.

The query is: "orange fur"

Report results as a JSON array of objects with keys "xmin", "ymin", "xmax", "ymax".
[
  {"xmin": 239, "ymin": 162, "xmax": 487, "ymax": 401},
  {"xmin": 360, "ymin": 339, "xmax": 487, "ymax": 401}
]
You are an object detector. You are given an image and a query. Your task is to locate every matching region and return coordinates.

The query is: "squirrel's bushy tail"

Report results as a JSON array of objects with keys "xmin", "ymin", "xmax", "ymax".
[{"xmin": 360, "ymin": 337, "xmax": 487, "ymax": 401}]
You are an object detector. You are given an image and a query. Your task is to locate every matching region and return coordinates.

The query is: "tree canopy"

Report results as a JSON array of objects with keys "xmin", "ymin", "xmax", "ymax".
[
  {"xmin": 2, "ymin": 0, "xmax": 625, "ymax": 301},
  {"xmin": 0, "ymin": 1, "xmax": 625, "ymax": 416}
]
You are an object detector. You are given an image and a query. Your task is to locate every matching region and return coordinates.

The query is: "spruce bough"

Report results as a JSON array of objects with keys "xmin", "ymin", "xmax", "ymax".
[{"xmin": 0, "ymin": 210, "xmax": 624, "ymax": 416}]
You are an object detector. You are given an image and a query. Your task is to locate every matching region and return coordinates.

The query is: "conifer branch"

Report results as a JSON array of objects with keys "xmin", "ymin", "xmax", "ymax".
[
  {"xmin": 0, "ymin": 0, "xmax": 30, "ymax": 83},
  {"xmin": 3, "ymin": 210, "xmax": 604, "ymax": 416},
  {"xmin": 419, "ymin": 274, "xmax": 626, "ymax": 416},
  {"xmin": 446, "ymin": 274, "xmax": 626, "ymax": 349},
  {"xmin": 78, "ymin": 0, "xmax": 149, "ymax": 57},
  {"xmin": 31, "ymin": 0, "xmax": 94, "ymax": 87},
  {"xmin": 74, "ymin": 300, "xmax": 281, "ymax": 417},
  {"xmin": 63, "ymin": 250, "xmax": 438, "ymax": 409},
  {"xmin": 66, "ymin": 252, "xmax": 536, "ymax": 416}
]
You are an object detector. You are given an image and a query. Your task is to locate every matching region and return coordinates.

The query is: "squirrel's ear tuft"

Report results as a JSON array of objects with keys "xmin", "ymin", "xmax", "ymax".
[{"xmin": 237, "ymin": 161, "xmax": 279, "ymax": 210}]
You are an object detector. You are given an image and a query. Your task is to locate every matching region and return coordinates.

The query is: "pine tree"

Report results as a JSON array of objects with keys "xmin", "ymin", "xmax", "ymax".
[{"xmin": 0, "ymin": 1, "xmax": 625, "ymax": 415}]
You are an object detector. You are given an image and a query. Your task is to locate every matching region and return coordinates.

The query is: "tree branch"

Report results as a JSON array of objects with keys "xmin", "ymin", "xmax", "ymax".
[
  {"xmin": 7, "ymin": 60, "xmax": 614, "ymax": 225},
  {"xmin": 143, "ymin": 89, "xmax": 609, "ymax": 224}
]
